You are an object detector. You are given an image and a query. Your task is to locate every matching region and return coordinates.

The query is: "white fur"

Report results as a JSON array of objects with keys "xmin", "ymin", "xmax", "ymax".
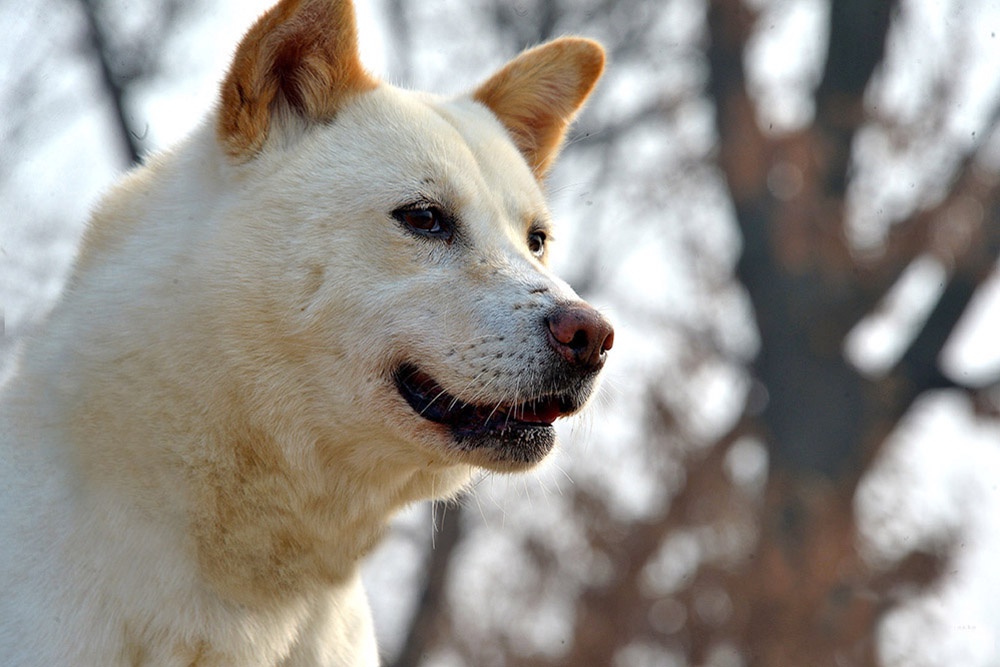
[{"xmin": 0, "ymin": 26, "xmax": 603, "ymax": 667}]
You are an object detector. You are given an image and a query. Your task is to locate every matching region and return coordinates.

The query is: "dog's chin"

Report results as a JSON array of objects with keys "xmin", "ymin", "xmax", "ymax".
[
  {"xmin": 393, "ymin": 363, "xmax": 586, "ymax": 470},
  {"xmin": 453, "ymin": 427, "xmax": 556, "ymax": 471}
]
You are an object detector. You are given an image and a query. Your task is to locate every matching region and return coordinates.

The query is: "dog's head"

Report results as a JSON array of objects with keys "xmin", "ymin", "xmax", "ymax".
[{"xmin": 209, "ymin": 0, "xmax": 612, "ymax": 473}]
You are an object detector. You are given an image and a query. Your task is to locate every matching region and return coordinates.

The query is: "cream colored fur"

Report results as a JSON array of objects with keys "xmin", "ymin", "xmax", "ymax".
[{"xmin": 0, "ymin": 1, "xmax": 606, "ymax": 664}]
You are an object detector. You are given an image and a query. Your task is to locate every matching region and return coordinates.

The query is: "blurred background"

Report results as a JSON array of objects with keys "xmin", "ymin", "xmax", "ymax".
[{"xmin": 3, "ymin": 0, "xmax": 1000, "ymax": 665}]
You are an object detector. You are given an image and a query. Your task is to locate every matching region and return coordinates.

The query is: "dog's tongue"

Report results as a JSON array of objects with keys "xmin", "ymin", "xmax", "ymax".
[{"xmin": 515, "ymin": 398, "xmax": 565, "ymax": 425}]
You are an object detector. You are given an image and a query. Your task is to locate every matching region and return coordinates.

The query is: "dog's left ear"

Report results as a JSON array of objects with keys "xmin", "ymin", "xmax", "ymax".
[
  {"xmin": 218, "ymin": 0, "xmax": 377, "ymax": 160},
  {"xmin": 473, "ymin": 38, "xmax": 605, "ymax": 180}
]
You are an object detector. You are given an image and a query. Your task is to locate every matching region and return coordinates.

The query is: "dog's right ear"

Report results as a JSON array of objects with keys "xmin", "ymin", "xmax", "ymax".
[{"xmin": 217, "ymin": 0, "xmax": 377, "ymax": 161}]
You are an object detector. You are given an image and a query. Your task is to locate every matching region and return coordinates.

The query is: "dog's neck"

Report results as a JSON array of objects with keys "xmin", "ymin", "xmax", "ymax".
[
  {"xmin": 187, "ymin": 410, "xmax": 467, "ymax": 603},
  {"xmin": 36, "ymin": 289, "xmax": 469, "ymax": 607}
]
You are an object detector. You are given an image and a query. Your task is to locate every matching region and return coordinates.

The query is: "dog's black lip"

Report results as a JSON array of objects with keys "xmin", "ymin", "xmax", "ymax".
[{"xmin": 393, "ymin": 363, "xmax": 575, "ymax": 435}]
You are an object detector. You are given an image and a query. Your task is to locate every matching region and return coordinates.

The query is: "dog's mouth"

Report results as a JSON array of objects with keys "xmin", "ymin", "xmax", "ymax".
[{"xmin": 393, "ymin": 363, "xmax": 576, "ymax": 436}]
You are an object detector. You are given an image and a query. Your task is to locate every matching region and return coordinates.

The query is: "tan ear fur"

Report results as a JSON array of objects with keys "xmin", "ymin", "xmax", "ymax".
[
  {"xmin": 218, "ymin": 0, "xmax": 378, "ymax": 160},
  {"xmin": 473, "ymin": 38, "xmax": 605, "ymax": 179}
]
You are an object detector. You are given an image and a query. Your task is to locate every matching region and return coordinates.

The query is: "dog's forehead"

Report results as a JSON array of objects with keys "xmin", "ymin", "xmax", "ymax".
[
  {"xmin": 330, "ymin": 87, "xmax": 547, "ymax": 214},
  {"xmin": 426, "ymin": 96, "xmax": 538, "ymax": 186}
]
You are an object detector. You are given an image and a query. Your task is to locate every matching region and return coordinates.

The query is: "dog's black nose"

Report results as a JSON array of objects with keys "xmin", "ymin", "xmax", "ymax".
[{"xmin": 545, "ymin": 304, "xmax": 614, "ymax": 372}]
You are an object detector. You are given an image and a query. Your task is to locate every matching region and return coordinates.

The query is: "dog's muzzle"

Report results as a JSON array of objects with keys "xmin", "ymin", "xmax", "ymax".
[{"xmin": 394, "ymin": 301, "xmax": 613, "ymax": 466}]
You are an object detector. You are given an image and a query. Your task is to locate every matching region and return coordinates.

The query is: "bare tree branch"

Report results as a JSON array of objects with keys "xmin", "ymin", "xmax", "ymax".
[
  {"xmin": 879, "ymin": 167, "xmax": 1000, "ymax": 425},
  {"xmin": 78, "ymin": 0, "xmax": 141, "ymax": 166},
  {"xmin": 388, "ymin": 502, "xmax": 464, "ymax": 667}
]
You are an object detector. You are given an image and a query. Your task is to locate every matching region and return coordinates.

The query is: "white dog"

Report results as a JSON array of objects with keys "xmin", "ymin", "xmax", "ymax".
[{"xmin": 0, "ymin": 0, "xmax": 611, "ymax": 664}]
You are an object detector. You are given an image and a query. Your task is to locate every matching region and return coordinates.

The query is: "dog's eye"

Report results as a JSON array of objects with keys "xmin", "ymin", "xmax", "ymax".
[
  {"xmin": 393, "ymin": 206, "xmax": 453, "ymax": 242},
  {"xmin": 528, "ymin": 230, "xmax": 547, "ymax": 257}
]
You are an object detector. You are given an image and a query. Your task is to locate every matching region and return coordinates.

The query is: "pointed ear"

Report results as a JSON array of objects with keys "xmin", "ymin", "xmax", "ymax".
[
  {"xmin": 218, "ymin": 0, "xmax": 378, "ymax": 160},
  {"xmin": 473, "ymin": 38, "xmax": 605, "ymax": 180}
]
